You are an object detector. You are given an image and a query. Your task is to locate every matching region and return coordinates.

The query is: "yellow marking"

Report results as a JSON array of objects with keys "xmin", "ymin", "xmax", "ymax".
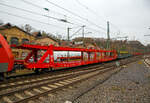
[
  {"xmin": 119, "ymin": 51, "xmax": 128, "ymax": 53},
  {"xmin": 138, "ymin": 61, "xmax": 142, "ymax": 64}
]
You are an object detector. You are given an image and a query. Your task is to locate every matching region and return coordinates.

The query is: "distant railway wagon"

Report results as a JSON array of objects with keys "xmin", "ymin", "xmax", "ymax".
[
  {"xmin": 117, "ymin": 51, "xmax": 132, "ymax": 59},
  {"xmin": 11, "ymin": 44, "xmax": 117, "ymax": 70},
  {"xmin": 133, "ymin": 52, "xmax": 142, "ymax": 56}
]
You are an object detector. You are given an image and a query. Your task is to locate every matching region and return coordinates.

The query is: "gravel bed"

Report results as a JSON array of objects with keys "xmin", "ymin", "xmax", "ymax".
[
  {"xmin": 36, "ymin": 66, "xmax": 122, "ymax": 103},
  {"xmin": 34, "ymin": 59, "xmax": 150, "ymax": 103},
  {"xmin": 74, "ymin": 60, "xmax": 150, "ymax": 103}
]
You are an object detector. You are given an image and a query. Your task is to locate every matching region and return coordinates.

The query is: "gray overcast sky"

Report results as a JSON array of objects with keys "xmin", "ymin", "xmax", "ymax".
[{"xmin": 0, "ymin": 0, "xmax": 150, "ymax": 45}]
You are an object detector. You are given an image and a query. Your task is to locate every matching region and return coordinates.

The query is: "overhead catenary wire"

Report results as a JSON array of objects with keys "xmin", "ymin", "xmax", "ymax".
[
  {"xmin": 21, "ymin": 0, "xmax": 124, "ymax": 40},
  {"xmin": 21, "ymin": 0, "xmax": 67, "ymax": 17},
  {"xmin": 109, "ymin": 22, "xmax": 121, "ymax": 32},
  {"xmin": 0, "ymin": 10, "xmax": 65, "ymax": 29},
  {"xmin": 87, "ymin": 27, "xmax": 106, "ymax": 34},
  {"xmin": 1, "ymin": 0, "xmax": 108, "ymax": 39},
  {"xmin": 21, "ymin": 0, "xmax": 83, "ymax": 26},
  {"xmin": 75, "ymin": 0, "xmax": 107, "ymax": 23},
  {"xmin": 0, "ymin": 2, "xmax": 105, "ymax": 35},
  {"xmin": 0, "ymin": 2, "xmax": 74, "ymax": 24},
  {"xmin": 70, "ymin": 27, "xmax": 83, "ymax": 38},
  {"xmin": 45, "ymin": 0, "xmax": 106, "ymax": 31},
  {"xmin": 21, "ymin": 0, "xmax": 107, "ymax": 32},
  {"xmin": 75, "ymin": 0, "xmax": 121, "ymax": 34},
  {"xmin": 21, "ymin": 0, "xmax": 85, "ymax": 26}
]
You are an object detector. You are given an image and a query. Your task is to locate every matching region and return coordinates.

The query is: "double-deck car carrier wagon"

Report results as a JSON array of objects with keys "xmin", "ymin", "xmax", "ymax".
[
  {"xmin": 11, "ymin": 44, "xmax": 117, "ymax": 72},
  {"xmin": 0, "ymin": 33, "xmax": 117, "ymax": 79}
]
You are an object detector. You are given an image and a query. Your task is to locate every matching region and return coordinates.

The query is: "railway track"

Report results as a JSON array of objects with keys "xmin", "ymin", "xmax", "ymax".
[
  {"xmin": 143, "ymin": 57, "xmax": 150, "ymax": 67},
  {"xmin": 0, "ymin": 66, "xmax": 105, "ymax": 90},
  {"xmin": 0, "ymin": 66, "xmax": 115, "ymax": 103},
  {"xmin": 0, "ymin": 62, "xmax": 106, "ymax": 83},
  {"xmin": 0, "ymin": 64, "xmax": 102, "ymax": 85},
  {"xmin": 0, "ymin": 59, "xmax": 119, "ymax": 86},
  {"xmin": 0, "ymin": 55, "xmax": 136, "ymax": 85},
  {"xmin": 0, "ymin": 61, "xmax": 116, "ymax": 91},
  {"xmin": 0, "ymin": 56, "xmax": 141, "ymax": 103},
  {"xmin": 0, "ymin": 56, "xmax": 127, "ymax": 85}
]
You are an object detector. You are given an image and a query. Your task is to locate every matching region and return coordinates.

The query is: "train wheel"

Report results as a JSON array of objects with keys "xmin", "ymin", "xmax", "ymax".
[
  {"xmin": 40, "ymin": 68, "xmax": 48, "ymax": 73},
  {"xmin": 34, "ymin": 69, "xmax": 40, "ymax": 74},
  {"xmin": 49, "ymin": 67, "xmax": 53, "ymax": 71},
  {"xmin": 0, "ymin": 73, "xmax": 5, "ymax": 81}
]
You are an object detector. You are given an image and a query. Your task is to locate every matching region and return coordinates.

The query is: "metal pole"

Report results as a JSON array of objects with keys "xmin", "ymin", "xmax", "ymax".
[
  {"xmin": 107, "ymin": 21, "xmax": 110, "ymax": 50},
  {"xmin": 82, "ymin": 25, "xmax": 85, "ymax": 47},
  {"xmin": 67, "ymin": 27, "xmax": 70, "ymax": 43},
  {"xmin": 82, "ymin": 25, "xmax": 85, "ymax": 38},
  {"xmin": 67, "ymin": 27, "xmax": 71, "ymax": 61}
]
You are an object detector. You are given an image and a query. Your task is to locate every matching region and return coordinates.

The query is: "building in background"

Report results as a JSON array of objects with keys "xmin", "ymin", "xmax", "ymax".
[
  {"xmin": 72, "ymin": 37, "xmax": 99, "ymax": 49},
  {"xmin": 0, "ymin": 23, "xmax": 35, "ymax": 59},
  {"xmin": 35, "ymin": 36, "xmax": 59, "ymax": 46}
]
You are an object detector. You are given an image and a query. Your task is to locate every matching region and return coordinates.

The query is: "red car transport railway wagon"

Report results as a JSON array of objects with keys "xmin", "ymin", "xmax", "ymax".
[
  {"xmin": 0, "ymin": 33, "xmax": 142, "ymax": 80},
  {"xmin": 12, "ymin": 44, "xmax": 117, "ymax": 68}
]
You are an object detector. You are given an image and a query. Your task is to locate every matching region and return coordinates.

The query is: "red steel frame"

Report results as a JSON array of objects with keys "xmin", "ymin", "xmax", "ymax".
[
  {"xmin": 57, "ymin": 56, "xmax": 82, "ymax": 61},
  {"xmin": 12, "ymin": 44, "xmax": 117, "ymax": 69}
]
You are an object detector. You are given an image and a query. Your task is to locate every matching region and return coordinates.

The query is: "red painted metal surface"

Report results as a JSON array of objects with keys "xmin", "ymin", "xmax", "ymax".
[
  {"xmin": 12, "ymin": 44, "xmax": 117, "ymax": 69},
  {"xmin": 0, "ymin": 33, "xmax": 14, "ymax": 72},
  {"xmin": 133, "ymin": 52, "xmax": 142, "ymax": 56},
  {"xmin": 57, "ymin": 56, "xmax": 81, "ymax": 61}
]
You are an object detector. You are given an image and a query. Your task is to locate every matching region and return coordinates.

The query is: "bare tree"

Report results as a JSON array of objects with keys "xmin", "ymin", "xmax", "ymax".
[
  {"xmin": 0, "ymin": 19, "xmax": 4, "ymax": 25},
  {"xmin": 21, "ymin": 24, "xmax": 33, "ymax": 33}
]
